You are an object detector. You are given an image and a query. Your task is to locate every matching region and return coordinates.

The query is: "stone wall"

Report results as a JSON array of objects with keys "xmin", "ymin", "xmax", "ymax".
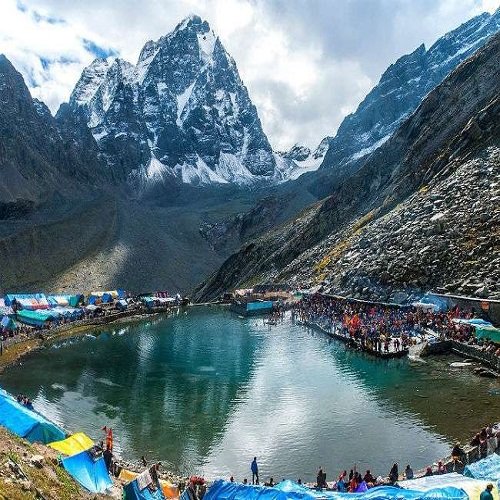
[
  {"xmin": 421, "ymin": 340, "xmax": 500, "ymax": 372},
  {"xmin": 451, "ymin": 340, "xmax": 500, "ymax": 372}
]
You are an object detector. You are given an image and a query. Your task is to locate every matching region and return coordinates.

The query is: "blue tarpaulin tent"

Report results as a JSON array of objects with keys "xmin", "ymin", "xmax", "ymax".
[
  {"xmin": 1, "ymin": 315, "xmax": 16, "ymax": 330},
  {"xmin": 47, "ymin": 294, "xmax": 83, "ymax": 308},
  {"xmin": 123, "ymin": 478, "xmax": 166, "ymax": 499},
  {"xmin": 204, "ymin": 481, "xmax": 468, "ymax": 500},
  {"xmin": 464, "ymin": 454, "xmax": 500, "ymax": 483},
  {"xmin": 61, "ymin": 450, "xmax": 112, "ymax": 493},
  {"xmin": 116, "ymin": 299, "xmax": 128, "ymax": 311},
  {"xmin": 0, "ymin": 392, "xmax": 65, "ymax": 443}
]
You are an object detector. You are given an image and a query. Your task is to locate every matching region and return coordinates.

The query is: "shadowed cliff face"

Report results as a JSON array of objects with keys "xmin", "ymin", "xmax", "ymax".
[
  {"xmin": 0, "ymin": 55, "xmax": 110, "ymax": 206},
  {"xmin": 194, "ymin": 33, "xmax": 500, "ymax": 303}
]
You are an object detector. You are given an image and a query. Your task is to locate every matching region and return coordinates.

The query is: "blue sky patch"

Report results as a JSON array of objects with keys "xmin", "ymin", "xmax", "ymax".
[{"xmin": 83, "ymin": 39, "xmax": 118, "ymax": 59}]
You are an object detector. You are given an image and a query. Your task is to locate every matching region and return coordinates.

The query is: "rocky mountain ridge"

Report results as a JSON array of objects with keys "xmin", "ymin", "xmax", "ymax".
[
  {"xmin": 316, "ymin": 8, "xmax": 500, "ymax": 172},
  {"xmin": 194, "ymin": 31, "xmax": 500, "ymax": 302}
]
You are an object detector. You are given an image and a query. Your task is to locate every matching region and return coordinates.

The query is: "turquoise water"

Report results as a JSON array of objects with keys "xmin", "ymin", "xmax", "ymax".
[{"xmin": 1, "ymin": 307, "xmax": 498, "ymax": 482}]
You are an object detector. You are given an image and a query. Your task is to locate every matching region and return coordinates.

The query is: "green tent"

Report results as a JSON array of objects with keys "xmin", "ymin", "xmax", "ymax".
[
  {"xmin": 475, "ymin": 325, "xmax": 500, "ymax": 343},
  {"xmin": 16, "ymin": 309, "xmax": 58, "ymax": 327}
]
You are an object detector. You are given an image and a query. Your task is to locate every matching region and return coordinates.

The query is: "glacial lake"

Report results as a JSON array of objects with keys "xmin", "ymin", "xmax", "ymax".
[{"xmin": 1, "ymin": 307, "xmax": 498, "ymax": 482}]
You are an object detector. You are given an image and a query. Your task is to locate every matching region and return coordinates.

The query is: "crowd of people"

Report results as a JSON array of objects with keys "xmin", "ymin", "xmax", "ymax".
[
  {"xmin": 292, "ymin": 294, "xmax": 499, "ymax": 356},
  {"xmin": 227, "ymin": 435, "xmax": 499, "ymax": 496},
  {"xmin": 470, "ymin": 425, "xmax": 500, "ymax": 458}
]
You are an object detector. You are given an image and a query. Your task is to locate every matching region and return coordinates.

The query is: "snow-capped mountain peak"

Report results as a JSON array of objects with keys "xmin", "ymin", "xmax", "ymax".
[{"xmin": 67, "ymin": 15, "xmax": 276, "ymax": 188}]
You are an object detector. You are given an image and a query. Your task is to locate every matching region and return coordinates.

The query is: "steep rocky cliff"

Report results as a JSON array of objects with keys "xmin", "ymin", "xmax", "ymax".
[{"xmin": 195, "ymin": 32, "xmax": 500, "ymax": 302}]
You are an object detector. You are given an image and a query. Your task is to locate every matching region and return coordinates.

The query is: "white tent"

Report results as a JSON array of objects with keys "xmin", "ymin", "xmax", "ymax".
[{"xmin": 399, "ymin": 472, "xmax": 498, "ymax": 500}]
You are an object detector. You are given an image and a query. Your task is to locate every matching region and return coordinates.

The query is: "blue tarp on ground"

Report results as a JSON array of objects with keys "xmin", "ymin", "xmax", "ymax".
[
  {"xmin": 464, "ymin": 454, "xmax": 500, "ymax": 483},
  {"xmin": 204, "ymin": 481, "xmax": 468, "ymax": 500},
  {"xmin": 123, "ymin": 478, "xmax": 166, "ymax": 500},
  {"xmin": 61, "ymin": 450, "xmax": 112, "ymax": 493},
  {"xmin": 420, "ymin": 294, "xmax": 449, "ymax": 312},
  {"xmin": 0, "ymin": 392, "xmax": 65, "ymax": 443},
  {"xmin": 246, "ymin": 301, "xmax": 273, "ymax": 312}
]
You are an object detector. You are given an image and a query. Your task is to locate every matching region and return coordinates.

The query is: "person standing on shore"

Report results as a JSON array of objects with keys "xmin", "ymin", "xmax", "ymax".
[
  {"xmin": 480, "ymin": 484, "xmax": 494, "ymax": 500},
  {"xmin": 389, "ymin": 463, "xmax": 398, "ymax": 483},
  {"xmin": 251, "ymin": 457, "xmax": 259, "ymax": 485}
]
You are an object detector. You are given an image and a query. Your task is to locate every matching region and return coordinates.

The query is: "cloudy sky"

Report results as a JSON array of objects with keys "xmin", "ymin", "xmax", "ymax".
[{"xmin": 1, "ymin": 0, "xmax": 498, "ymax": 149}]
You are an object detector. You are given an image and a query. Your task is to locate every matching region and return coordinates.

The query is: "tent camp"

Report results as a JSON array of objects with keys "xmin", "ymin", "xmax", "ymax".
[
  {"xmin": 141, "ymin": 296, "xmax": 175, "ymax": 308},
  {"xmin": 203, "ymin": 480, "xmax": 468, "ymax": 500},
  {"xmin": 50, "ymin": 306, "xmax": 83, "ymax": 320},
  {"xmin": 464, "ymin": 454, "xmax": 500, "ymax": 484},
  {"xmin": 0, "ymin": 392, "xmax": 65, "ymax": 444},
  {"xmin": 47, "ymin": 294, "xmax": 83, "ymax": 308},
  {"xmin": 62, "ymin": 449, "xmax": 112, "ymax": 493},
  {"xmin": 89, "ymin": 290, "xmax": 125, "ymax": 304},
  {"xmin": 400, "ymin": 472, "xmax": 498, "ymax": 500},
  {"xmin": 49, "ymin": 432, "xmax": 94, "ymax": 456}
]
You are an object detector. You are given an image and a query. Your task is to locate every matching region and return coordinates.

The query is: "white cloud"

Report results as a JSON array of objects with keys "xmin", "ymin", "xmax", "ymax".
[{"xmin": 1, "ymin": 0, "xmax": 497, "ymax": 150}]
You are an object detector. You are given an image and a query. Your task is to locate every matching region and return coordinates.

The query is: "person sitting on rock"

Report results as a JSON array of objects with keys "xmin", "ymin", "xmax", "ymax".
[
  {"xmin": 405, "ymin": 465, "xmax": 414, "ymax": 480},
  {"xmin": 363, "ymin": 470, "xmax": 375, "ymax": 484}
]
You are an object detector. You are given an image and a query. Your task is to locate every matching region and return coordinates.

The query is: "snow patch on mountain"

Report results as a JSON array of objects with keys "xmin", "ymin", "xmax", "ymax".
[
  {"xmin": 175, "ymin": 156, "xmax": 228, "ymax": 185},
  {"xmin": 197, "ymin": 30, "xmax": 216, "ymax": 60},
  {"xmin": 274, "ymin": 140, "xmax": 330, "ymax": 181},
  {"xmin": 215, "ymin": 152, "xmax": 256, "ymax": 184},
  {"xmin": 176, "ymin": 81, "xmax": 195, "ymax": 127},
  {"xmin": 320, "ymin": 8, "xmax": 500, "ymax": 171},
  {"xmin": 349, "ymin": 134, "xmax": 391, "ymax": 162}
]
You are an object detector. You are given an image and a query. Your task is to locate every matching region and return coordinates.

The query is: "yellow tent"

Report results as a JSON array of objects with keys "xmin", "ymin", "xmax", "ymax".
[
  {"xmin": 48, "ymin": 432, "xmax": 94, "ymax": 456},
  {"xmin": 118, "ymin": 468, "xmax": 179, "ymax": 499}
]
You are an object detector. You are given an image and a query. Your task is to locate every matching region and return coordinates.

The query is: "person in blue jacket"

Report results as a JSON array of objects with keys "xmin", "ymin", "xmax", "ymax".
[
  {"xmin": 251, "ymin": 457, "xmax": 259, "ymax": 485},
  {"xmin": 480, "ymin": 484, "xmax": 494, "ymax": 500}
]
